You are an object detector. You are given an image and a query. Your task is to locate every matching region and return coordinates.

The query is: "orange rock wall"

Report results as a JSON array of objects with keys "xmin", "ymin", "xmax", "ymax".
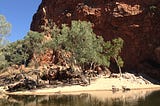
[{"xmin": 30, "ymin": 0, "xmax": 160, "ymax": 79}]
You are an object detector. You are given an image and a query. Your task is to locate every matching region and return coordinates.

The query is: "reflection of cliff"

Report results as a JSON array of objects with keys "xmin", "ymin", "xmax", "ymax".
[
  {"xmin": 0, "ymin": 90, "xmax": 160, "ymax": 106},
  {"xmin": 30, "ymin": 0, "xmax": 160, "ymax": 79}
]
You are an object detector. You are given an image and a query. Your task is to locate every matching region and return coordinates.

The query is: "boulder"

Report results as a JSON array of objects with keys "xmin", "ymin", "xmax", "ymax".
[
  {"xmin": 104, "ymin": 68, "xmax": 111, "ymax": 78},
  {"xmin": 110, "ymin": 73, "xmax": 120, "ymax": 78}
]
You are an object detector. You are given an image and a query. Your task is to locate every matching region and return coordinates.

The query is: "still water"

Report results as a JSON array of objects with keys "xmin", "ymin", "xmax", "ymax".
[{"xmin": 0, "ymin": 89, "xmax": 160, "ymax": 106}]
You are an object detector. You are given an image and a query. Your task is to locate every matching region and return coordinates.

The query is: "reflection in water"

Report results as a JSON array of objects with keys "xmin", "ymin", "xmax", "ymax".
[{"xmin": 0, "ymin": 89, "xmax": 160, "ymax": 106}]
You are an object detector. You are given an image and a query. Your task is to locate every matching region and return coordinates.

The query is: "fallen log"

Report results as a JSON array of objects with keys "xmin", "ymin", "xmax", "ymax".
[{"xmin": 7, "ymin": 78, "xmax": 37, "ymax": 92}]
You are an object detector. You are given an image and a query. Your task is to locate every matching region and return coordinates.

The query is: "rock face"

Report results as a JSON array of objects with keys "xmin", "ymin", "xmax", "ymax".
[{"xmin": 30, "ymin": 0, "xmax": 160, "ymax": 80}]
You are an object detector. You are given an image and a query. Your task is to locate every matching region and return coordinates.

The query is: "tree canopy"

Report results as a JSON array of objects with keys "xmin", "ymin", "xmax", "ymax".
[
  {"xmin": 46, "ymin": 20, "xmax": 124, "ymax": 71},
  {"xmin": 0, "ymin": 15, "xmax": 11, "ymax": 46},
  {"xmin": 0, "ymin": 20, "xmax": 124, "ymax": 75},
  {"xmin": 0, "ymin": 15, "xmax": 11, "ymax": 70},
  {"xmin": 2, "ymin": 31, "xmax": 44, "ymax": 68}
]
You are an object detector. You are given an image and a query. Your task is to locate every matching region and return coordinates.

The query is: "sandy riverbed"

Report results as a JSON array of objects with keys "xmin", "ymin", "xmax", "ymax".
[{"xmin": 1, "ymin": 76, "xmax": 159, "ymax": 95}]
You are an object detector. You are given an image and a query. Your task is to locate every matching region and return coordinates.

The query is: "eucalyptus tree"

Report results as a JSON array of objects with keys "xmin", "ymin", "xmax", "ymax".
[
  {"xmin": 46, "ymin": 21, "xmax": 109, "ymax": 70},
  {"xmin": 24, "ymin": 31, "xmax": 44, "ymax": 69},
  {"xmin": 0, "ymin": 15, "xmax": 11, "ymax": 46},
  {"xmin": 45, "ymin": 20, "xmax": 124, "ymax": 75},
  {"xmin": 4, "ymin": 40, "xmax": 29, "ymax": 66},
  {"xmin": 62, "ymin": 21, "xmax": 104, "ymax": 69},
  {"xmin": 0, "ymin": 15, "xmax": 11, "ymax": 70},
  {"xmin": 102, "ymin": 38, "xmax": 124, "ymax": 76},
  {"xmin": 24, "ymin": 31, "xmax": 44, "ymax": 84},
  {"xmin": 111, "ymin": 38, "xmax": 124, "ymax": 76}
]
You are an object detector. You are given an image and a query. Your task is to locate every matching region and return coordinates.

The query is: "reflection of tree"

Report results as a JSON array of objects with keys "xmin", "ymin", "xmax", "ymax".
[{"xmin": 0, "ymin": 98, "xmax": 21, "ymax": 106}]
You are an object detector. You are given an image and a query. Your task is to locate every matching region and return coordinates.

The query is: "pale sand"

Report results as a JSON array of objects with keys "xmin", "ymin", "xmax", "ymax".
[{"xmin": 2, "ymin": 76, "xmax": 160, "ymax": 95}]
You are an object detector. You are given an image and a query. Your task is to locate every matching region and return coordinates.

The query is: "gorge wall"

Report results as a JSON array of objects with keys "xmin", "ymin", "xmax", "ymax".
[{"xmin": 30, "ymin": 0, "xmax": 160, "ymax": 80}]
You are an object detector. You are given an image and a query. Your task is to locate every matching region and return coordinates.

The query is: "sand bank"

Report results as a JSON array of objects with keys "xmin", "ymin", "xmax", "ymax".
[{"xmin": 2, "ymin": 76, "xmax": 160, "ymax": 95}]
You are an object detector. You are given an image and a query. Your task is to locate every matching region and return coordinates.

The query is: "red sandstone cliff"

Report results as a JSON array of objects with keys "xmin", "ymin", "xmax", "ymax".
[{"xmin": 30, "ymin": 0, "xmax": 160, "ymax": 79}]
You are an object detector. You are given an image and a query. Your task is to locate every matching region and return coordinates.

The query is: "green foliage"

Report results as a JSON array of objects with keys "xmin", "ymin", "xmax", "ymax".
[
  {"xmin": 102, "ymin": 37, "xmax": 124, "ymax": 75},
  {"xmin": 46, "ymin": 20, "xmax": 124, "ymax": 69},
  {"xmin": 117, "ymin": 56, "xmax": 124, "ymax": 67},
  {"xmin": 0, "ymin": 15, "xmax": 11, "ymax": 46},
  {"xmin": 111, "ymin": 37, "xmax": 124, "ymax": 67},
  {"xmin": 0, "ymin": 19, "xmax": 124, "ymax": 74},
  {"xmin": 149, "ymin": 5, "xmax": 160, "ymax": 16},
  {"xmin": 64, "ymin": 21, "xmax": 103, "ymax": 65},
  {"xmin": 149, "ymin": 5, "xmax": 157, "ymax": 12},
  {"xmin": 3, "ymin": 40, "xmax": 29, "ymax": 66},
  {"xmin": 0, "ymin": 15, "xmax": 11, "ymax": 70},
  {"xmin": 46, "ymin": 21, "xmax": 103, "ymax": 66},
  {"xmin": 24, "ymin": 31, "xmax": 44, "ymax": 54},
  {"xmin": 45, "ymin": 24, "xmax": 67, "ymax": 51},
  {"xmin": 2, "ymin": 31, "xmax": 44, "ymax": 68},
  {"xmin": 24, "ymin": 31, "xmax": 44, "ymax": 68},
  {"xmin": 102, "ymin": 38, "xmax": 124, "ymax": 64},
  {"xmin": 0, "ymin": 51, "xmax": 9, "ymax": 70}
]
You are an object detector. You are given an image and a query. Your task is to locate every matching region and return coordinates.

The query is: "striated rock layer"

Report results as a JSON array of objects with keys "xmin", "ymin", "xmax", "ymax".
[{"xmin": 30, "ymin": 0, "xmax": 160, "ymax": 80}]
